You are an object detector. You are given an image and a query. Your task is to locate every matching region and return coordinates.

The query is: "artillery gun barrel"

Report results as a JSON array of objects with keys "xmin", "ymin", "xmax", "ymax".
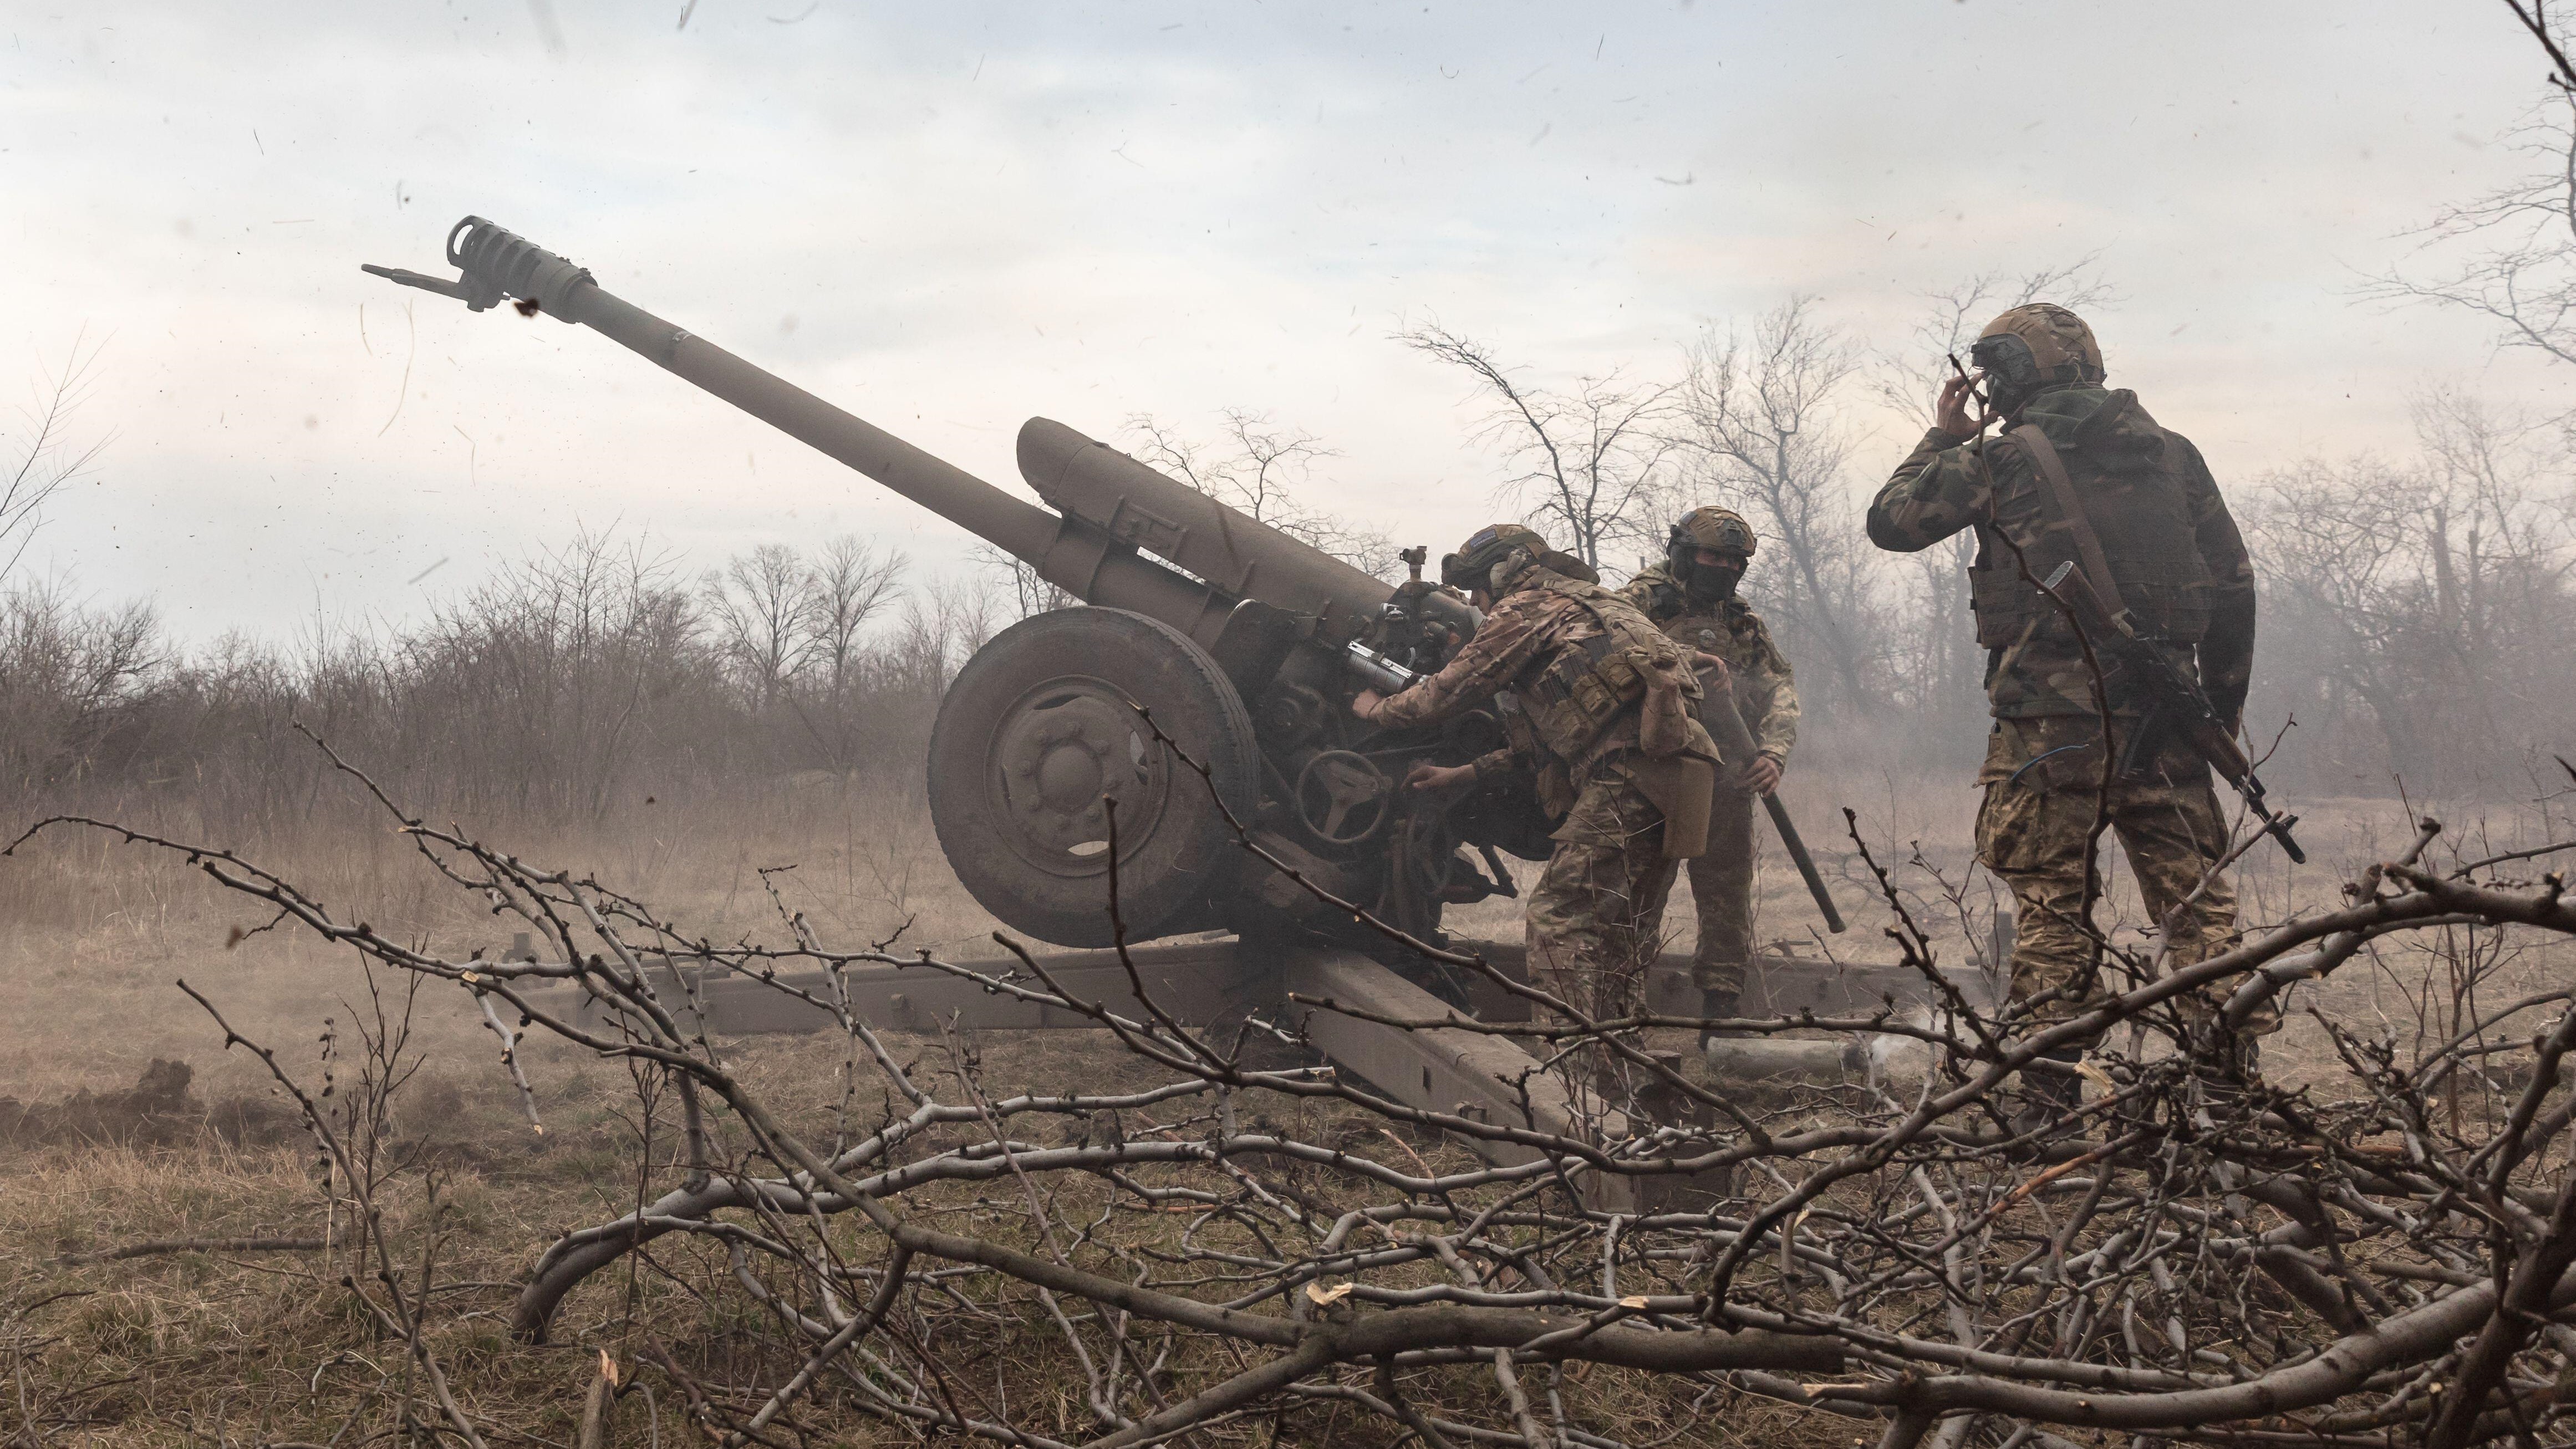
[{"xmin": 366, "ymin": 217, "xmax": 1223, "ymax": 636}]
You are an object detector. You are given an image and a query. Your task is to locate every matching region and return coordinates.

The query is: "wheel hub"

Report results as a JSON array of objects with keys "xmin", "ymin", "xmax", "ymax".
[
  {"xmin": 992, "ymin": 685, "xmax": 1164, "ymax": 865},
  {"xmin": 1035, "ymin": 742, "xmax": 1105, "ymax": 812}
]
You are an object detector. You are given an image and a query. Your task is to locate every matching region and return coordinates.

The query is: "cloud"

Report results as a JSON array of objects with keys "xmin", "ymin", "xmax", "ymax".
[{"xmin": 3, "ymin": 0, "xmax": 2564, "ymax": 638}]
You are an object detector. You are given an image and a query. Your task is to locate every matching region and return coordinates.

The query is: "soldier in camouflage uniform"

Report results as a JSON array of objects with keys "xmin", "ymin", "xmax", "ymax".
[
  {"xmin": 1353, "ymin": 524, "xmax": 1718, "ymax": 1091},
  {"xmin": 1865, "ymin": 304, "xmax": 2266, "ymax": 1098},
  {"xmin": 1620, "ymin": 507, "xmax": 1800, "ymax": 1029}
]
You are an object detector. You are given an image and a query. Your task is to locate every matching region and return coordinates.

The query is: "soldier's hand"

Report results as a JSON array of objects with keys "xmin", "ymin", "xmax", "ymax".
[
  {"xmin": 1404, "ymin": 762, "xmax": 1475, "ymax": 793},
  {"xmin": 1351, "ymin": 689, "xmax": 1386, "ymax": 721},
  {"xmin": 1935, "ymin": 374, "xmax": 1992, "ymax": 437},
  {"xmin": 1740, "ymin": 754, "xmax": 1783, "ymax": 795},
  {"xmin": 1692, "ymin": 650, "xmax": 1732, "ymax": 686}
]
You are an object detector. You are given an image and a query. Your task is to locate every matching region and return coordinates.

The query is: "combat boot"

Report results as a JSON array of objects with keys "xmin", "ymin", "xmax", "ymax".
[
  {"xmin": 2011, "ymin": 1049, "xmax": 2085, "ymax": 1139},
  {"xmin": 1695, "ymin": 987, "xmax": 1746, "ymax": 1047},
  {"xmin": 2193, "ymin": 1033, "xmax": 2264, "ymax": 1115}
]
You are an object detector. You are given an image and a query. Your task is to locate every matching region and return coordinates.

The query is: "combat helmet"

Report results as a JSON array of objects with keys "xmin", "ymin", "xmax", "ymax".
[
  {"xmin": 1667, "ymin": 507, "xmax": 1754, "ymax": 568},
  {"xmin": 1667, "ymin": 507, "xmax": 1755, "ymax": 603},
  {"xmin": 1969, "ymin": 304, "xmax": 2104, "ymax": 415},
  {"xmin": 1441, "ymin": 523, "xmax": 1592, "ymax": 594}
]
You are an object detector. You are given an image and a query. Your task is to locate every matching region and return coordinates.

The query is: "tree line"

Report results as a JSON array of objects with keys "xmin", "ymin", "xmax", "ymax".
[{"xmin": 0, "ymin": 527, "xmax": 988, "ymax": 836}]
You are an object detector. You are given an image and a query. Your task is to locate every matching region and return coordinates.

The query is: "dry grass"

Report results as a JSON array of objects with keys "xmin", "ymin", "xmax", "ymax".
[
  {"xmin": 1, "ymin": 767, "xmax": 2564, "ymax": 1443},
  {"xmin": 0, "ymin": 777, "xmax": 989, "ymax": 1102},
  {"xmin": 0, "ymin": 778, "xmax": 1836, "ymax": 1445},
  {"xmin": 0, "ymin": 1007, "xmax": 1824, "ymax": 1445}
]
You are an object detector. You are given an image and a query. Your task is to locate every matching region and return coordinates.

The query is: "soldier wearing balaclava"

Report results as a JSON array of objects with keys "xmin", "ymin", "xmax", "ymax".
[{"xmin": 1620, "ymin": 508, "xmax": 1800, "ymax": 1041}]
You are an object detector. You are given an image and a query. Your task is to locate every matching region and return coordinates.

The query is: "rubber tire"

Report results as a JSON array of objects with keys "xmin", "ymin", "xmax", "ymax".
[{"xmin": 928, "ymin": 607, "xmax": 1261, "ymax": 947}]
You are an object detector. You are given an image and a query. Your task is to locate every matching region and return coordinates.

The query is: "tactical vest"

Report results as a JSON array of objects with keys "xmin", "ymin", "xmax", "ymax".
[
  {"xmin": 1634, "ymin": 575, "xmax": 1687, "ymax": 623},
  {"xmin": 1966, "ymin": 392, "xmax": 2216, "ymax": 648},
  {"xmin": 1498, "ymin": 571, "xmax": 1703, "ymax": 768}
]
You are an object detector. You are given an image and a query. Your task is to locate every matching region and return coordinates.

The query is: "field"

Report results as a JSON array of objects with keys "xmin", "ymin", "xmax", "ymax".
[{"xmin": 2, "ymin": 766, "xmax": 2566, "ymax": 1445}]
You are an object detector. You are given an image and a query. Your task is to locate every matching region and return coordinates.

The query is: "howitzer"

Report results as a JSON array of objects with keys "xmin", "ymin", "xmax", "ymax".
[
  {"xmin": 366, "ymin": 218, "xmax": 1917, "ymax": 1237},
  {"xmin": 2040, "ymin": 560, "xmax": 2307, "ymax": 864},
  {"xmin": 366, "ymin": 217, "xmax": 1533, "ymax": 953}
]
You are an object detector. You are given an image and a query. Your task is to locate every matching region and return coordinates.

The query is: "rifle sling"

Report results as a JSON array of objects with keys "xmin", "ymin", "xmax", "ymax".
[
  {"xmin": 2003, "ymin": 432, "xmax": 2304, "ymax": 863},
  {"xmin": 2008, "ymin": 423, "xmax": 2135, "ymax": 630}
]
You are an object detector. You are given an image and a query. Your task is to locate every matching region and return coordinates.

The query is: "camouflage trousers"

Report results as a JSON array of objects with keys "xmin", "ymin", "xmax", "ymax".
[
  {"xmin": 1974, "ymin": 716, "xmax": 2275, "ymax": 1038},
  {"xmin": 1675, "ymin": 788, "xmax": 1757, "ymax": 998},
  {"xmin": 1525, "ymin": 768, "xmax": 1675, "ymax": 1080}
]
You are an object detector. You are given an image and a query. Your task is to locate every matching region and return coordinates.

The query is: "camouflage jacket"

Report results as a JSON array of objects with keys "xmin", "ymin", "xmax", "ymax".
[
  {"xmin": 1617, "ymin": 564, "xmax": 1799, "ymax": 766},
  {"xmin": 1865, "ymin": 386, "xmax": 2257, "ymax": 727},
  {"xmin": 1372, "ymin": 567, "xmax": 1661, "ymax": 814}
]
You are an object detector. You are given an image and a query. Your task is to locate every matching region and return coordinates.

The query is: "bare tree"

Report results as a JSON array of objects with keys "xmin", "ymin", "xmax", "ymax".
[
  {"xmin": 769, "ymin": 534, "xmax": 910, "ymax": 773},
  {"xmin": 801, "ymin": 534, "xmax": 908, "ymax": 699},
  {"xmin": 703, "ymin": 542, "xmax": 816, "ymax": 713},
  {"xmin": 2416, "ymin": 386, "xmax": 2576, "ymax": 696},
  {"xmin": 1397, "ymin": 321, "xmax": 1682, "ymax": 572},
  {"xmin": 970, "ymin": 542, "xmax": 1077, "ymax": 622},
  {"xmin": 2365, "ymin": 3, "xmax": 2576, "ymax": 373},
  {"xmin": 405, "ymin": 525, "xmax": 704, "ymax": 819},
  {"xmin": 1677, "ymin": 297, "xmax": 1878, "ymax": 713},
  {"xmin": 1, "ymin": 338, "xmax": 109, "ymax": 587},
  {"xmin": 2246, "ymin": 387, "xmax": 2576, "ymax": 790},
  {"xmin": 2246, "ymin": 454, "xmax": 2438, "ymax": 772},
  {"xmin": 889, "ymin": 576, "xmax": 998, "ymax": 687},
  {"xmin": 0, "ymin": 577, "xmax": 160, "ymax": 789}
]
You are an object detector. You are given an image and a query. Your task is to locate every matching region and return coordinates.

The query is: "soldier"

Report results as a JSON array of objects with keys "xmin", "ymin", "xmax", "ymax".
[
  {"xmin": 1866, "ymin": 304, "xmax": 2265, "ymax": 1108},
  {"xmin": 1351, "ymin": 524, "xmax": 1718, "ymax": 1092},
  {"xmin": 1620, "ymin": 508, "xmax": 1800, "ymax": 1037}
]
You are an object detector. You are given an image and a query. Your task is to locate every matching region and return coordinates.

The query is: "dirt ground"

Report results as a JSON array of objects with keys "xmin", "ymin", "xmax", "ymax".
[
  {"xmin": 1, "ymin": 770, "xmax": 2565, "ymax": 1443},
  {"xmin": 4, "ymin": 768, "xmax": 2544, "ymax": 1100}
]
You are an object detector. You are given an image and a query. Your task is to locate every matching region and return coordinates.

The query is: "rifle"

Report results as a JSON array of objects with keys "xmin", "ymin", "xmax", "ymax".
[
  {"xmin": 2039, "ymin": 559, "xmax": 2307, "ymax": 865},
  {"xmin": 1691, "ymin": 660, "xmax": 1846, "ymax": 932}
]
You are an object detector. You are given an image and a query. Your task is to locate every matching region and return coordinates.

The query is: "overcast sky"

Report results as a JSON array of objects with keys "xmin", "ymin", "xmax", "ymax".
[{"xmin": 4, "ymin": 1, "xmax": 2563, "ymax": 641}]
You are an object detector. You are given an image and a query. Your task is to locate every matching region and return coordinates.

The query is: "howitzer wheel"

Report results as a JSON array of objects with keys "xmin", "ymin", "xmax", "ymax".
[{"xmin": 928, "ymin": 608, "xmax": 1260, "ymax": 947}]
